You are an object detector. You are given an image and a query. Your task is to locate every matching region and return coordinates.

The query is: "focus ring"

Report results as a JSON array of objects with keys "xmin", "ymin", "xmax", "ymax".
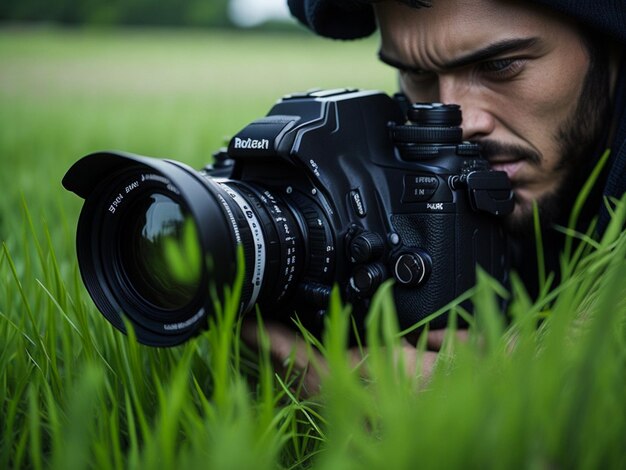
[
  {"xmin": 217, "ymin": 182, "xmax": 264, "ymax": 312},
  {"xmin": 287, "ymin": 191, "xmax": 335, "ymax": 282}
]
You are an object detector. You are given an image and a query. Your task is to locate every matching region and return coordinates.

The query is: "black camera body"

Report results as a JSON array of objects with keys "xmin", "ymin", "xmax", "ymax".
[{"xmin": 64, "ymin": 89, "xmax": 513, "ymax": 346}]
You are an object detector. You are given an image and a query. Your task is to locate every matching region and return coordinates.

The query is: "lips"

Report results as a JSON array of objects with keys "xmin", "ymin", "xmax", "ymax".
[
  {"xmin": 488, "ymin": 160, "xmax": 525, "ymax": 180},
  {"xmin": 477, "ymin": 140, "xmax": 540, "ymax": 182}
]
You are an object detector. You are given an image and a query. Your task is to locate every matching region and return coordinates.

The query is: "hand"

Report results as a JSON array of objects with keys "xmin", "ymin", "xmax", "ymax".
[{"xmin": 240, "ymin": 318, "xmax": 466, "ymax": 398}]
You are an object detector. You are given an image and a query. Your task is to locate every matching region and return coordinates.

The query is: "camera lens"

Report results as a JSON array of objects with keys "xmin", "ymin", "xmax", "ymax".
[
  {"xmin": 64, "ymin": 151, "xmax": 334, "ymax": 346},
  {"xmin": 66, "ymin": 155, "xmax": 243, "ymax": 346},
  {"xmin": 119, "ymin": 192, "xmax": 201, "ymax": 311}
]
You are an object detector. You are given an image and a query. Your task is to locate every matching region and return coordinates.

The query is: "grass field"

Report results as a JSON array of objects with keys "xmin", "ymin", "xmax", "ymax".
[{"xmin": 1, "ymin": 27, "xmax": 625, "ymax": 469}]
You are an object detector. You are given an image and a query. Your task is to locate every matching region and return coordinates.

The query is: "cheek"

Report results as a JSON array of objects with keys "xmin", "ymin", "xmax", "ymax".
[{"xmin": 492, "ymin": 61, "xmax": 587, "ymax": 170}]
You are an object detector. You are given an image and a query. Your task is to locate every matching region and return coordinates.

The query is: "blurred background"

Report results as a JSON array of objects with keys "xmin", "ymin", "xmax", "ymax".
[
  {"xmin": 0, "ymin": 0, "xmax": 395, "ymax": 251},
  {"xmin": 0, "ymin": 0, "xmax": 291, "ymax": 29}
]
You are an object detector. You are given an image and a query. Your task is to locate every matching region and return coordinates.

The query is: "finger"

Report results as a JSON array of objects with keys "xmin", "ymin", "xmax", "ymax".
[
  {"xmin": 415, "ymin": 350, "xmax": 438, "ymax": 384},
  {"xmin": 242, "ymin": 319, "xmax": 309, "ymax": 367},
  {"xmin": 240, "ymin": 318, "xmax": 261, "ymax": 347},
  {"xmin": 426, "ymin": 328, "xmax": 469, "ymax": 350},
  {"xmin": 240, "ymin": 319, "xmax": 326, "ymax": 396},
  {"xmin": 400, "ymin": 338, "xmax": 438, "ymax": 380}
]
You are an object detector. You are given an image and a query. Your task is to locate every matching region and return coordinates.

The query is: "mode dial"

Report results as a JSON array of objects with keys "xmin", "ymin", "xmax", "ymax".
[
  {"xmin": 407, "ymin": 103, "xmax": 462, "ymax": 126},
  {"xmin": 390, "ymin": 103, "xmax": 466, "ymax": 160},
  {"xmin": 391, "ymin": 103, "xmax": 463, "ymax": 145}
]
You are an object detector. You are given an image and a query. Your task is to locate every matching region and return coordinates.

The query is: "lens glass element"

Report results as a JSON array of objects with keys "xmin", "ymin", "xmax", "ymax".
[{"xmin": 120, "ymin": 192, "xmax": 202, "ymax": 310}]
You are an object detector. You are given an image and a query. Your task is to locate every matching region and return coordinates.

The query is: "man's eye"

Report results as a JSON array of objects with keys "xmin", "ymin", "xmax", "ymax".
[
  {"xmin": 401, "ymin": 69, "xmax": 436, "ymax": 82},
  {"xmin": 479, "ymin": 58, "xmax": 525, "ymax": 78},
  {"xmin": 399, "ymin": 70, "xmax": 439, "ymax": 102},
  {"xmin": 400, "ymin": 70, "xmax": 439, "ymax": 91}
]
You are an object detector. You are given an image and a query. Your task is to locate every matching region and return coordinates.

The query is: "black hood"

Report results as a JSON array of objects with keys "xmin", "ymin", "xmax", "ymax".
[{"xmin": 287, "ymin": 0, "xmax": 626, "ymax": 43}]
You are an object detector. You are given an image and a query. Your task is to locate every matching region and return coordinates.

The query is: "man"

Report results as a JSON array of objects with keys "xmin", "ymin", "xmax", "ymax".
[{"xmin": 243, "ymin": 0, "xmax": 625, "ymax": 392}]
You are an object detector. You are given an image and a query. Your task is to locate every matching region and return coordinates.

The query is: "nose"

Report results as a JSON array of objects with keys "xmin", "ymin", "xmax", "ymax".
[
  {"xmin": 437, "ymin": 76, "xmax": 496, "ymax": 140},
  {"xmin": 459, "ymin": 104, "xmax": 497, "ymax": 141}
]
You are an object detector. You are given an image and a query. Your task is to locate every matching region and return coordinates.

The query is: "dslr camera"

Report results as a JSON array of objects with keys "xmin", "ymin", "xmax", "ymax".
[{"xmin": 63, "ymin": 89, "xmax": 513, "ymax": 347}]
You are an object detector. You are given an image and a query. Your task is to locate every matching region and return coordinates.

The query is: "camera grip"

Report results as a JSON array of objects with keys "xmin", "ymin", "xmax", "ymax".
[{"xmin": 391, "ymin": 212, "xmax": 502, "ymax": 330}]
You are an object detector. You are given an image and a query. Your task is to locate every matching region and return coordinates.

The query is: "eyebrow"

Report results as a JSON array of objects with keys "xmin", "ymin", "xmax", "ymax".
[{"xmin": 378, "ymin": 37, "xmax": 540, "ymax": 73}]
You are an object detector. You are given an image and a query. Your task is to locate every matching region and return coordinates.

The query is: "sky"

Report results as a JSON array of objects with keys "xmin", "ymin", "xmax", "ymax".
[{"xmin": 229, "ymin": 0, "xmax": 294, "ymax": 27}]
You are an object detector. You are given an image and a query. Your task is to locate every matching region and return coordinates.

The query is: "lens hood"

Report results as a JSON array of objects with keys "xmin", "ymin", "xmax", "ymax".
[{"xmin": 64, "ymin": 151, "xmax": 240, "ymax": 346}]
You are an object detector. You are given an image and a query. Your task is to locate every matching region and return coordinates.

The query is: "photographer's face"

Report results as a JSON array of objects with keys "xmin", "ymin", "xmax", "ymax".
[{"xmin": 375, "ymin": 0, "xmax": 609, "ymax": 232}]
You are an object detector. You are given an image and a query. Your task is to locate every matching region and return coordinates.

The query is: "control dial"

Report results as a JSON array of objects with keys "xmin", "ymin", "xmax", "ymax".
[
  {"xmin": 349, "ymin": 231, "xmax": 384, "ymax": 263},
  {"xmin": 393, "ymin": 251, "xmax": 432, "ymax": 287},
  {"xmin": 349, "ymin": 263, "xmax": 385, "ymax": 297}
]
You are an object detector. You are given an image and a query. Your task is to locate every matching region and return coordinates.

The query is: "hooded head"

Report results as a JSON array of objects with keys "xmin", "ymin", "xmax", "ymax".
[
  {"xmin": 288, "ymin": 0, "xmax": 626, "ymax": 43},
  {"xmin": 288, "ymin": 0, "xmax": 625, "ymax": 234}
]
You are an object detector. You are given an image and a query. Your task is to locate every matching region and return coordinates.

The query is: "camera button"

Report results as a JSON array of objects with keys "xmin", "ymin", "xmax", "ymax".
[
  {"xmin": 349, "ymin": 188, "xmax": 367, "ymax": 217},
  {"xmin": 349, "ymin": 264, "xmax": 384, "ymax": 297}
]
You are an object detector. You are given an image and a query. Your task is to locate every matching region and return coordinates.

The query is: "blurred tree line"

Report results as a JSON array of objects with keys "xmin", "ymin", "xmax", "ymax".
[{"xmin": 0, "ymin": 0, "xmax": 232, "ymax": 27}]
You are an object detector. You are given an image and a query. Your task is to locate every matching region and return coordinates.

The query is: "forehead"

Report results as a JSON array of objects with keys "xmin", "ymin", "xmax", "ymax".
[{"xmin": 374, "ymin": 0, "xmax": 580, "ymax": 65}]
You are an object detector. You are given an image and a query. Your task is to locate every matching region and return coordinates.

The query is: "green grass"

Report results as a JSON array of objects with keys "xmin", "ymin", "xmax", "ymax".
[{"xmin": 1, "ymin": 27, "xmax": 625, "ymax": 469}]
